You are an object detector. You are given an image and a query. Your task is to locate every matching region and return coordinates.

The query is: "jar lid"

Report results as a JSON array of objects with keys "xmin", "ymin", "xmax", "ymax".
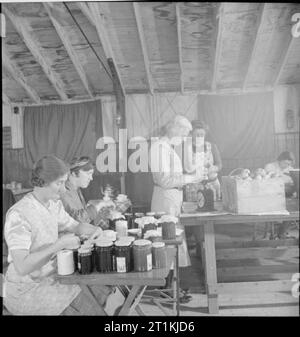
[
  {"xmin": 146, "ymin": 212, "xmax": 155, "ymax": 216},
  {"xmin": 115, "ymin": 240, "xmax": 131, "ymax": 247},
  {"xmin": 81, "ymin": 242, "xmax": 94, "ymax": 250},
  {"xmin": 133, "ymin": 239, "xmax": 152, "ymax": 246},
  {"xmin": 152, "ymin": 242, "xmax": 165, "ymax": 248},
  {"xmin": 156, "ymin": 211, "xmax": 166, "ymax": 216},
  {"xmin": 116, "ymin": 220, "xmax": 128, "ymax": 226},
  {"xmin": 95, "ymin": 239, "xmax": 113, "ymax": 247},
  {"xmin": 78, "ymin": 247, "xmax": 92, "ymax": 254},
  {"xmin": 125, "ymin": 212, "xmax": 133, "ymax": 216},
  {"xmin": 118, "ymin": 236, "xmax": 135, "ymax": 243},
  {"xmin": 128, "ymin": 228, "xmax": 141, "ymax": 235},
  {"xmin": 135, "ymin": 212, "xmax": 144, "ymax": 217}
]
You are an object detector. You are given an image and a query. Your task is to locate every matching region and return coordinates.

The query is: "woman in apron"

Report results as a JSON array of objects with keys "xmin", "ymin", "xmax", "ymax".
[
  {"xmin": 3, "ymin": 155, "xmax": 115, "ymax": 315},
  {"xmin": 150, "ymin": 115, "xmax": 206, "ymax": 302},
  {"xmin": 186, "ymin": 120, "xmax": 222, "ymax": 257}
]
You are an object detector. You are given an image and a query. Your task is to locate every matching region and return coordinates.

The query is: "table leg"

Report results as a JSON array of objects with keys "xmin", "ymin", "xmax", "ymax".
[
  {"xmin": 172, "ymin": 244, "xmax": 180, "ymax": 316},
  {"xmin": 80, "ymin": 285, "xmax": 107, "ymax": 315},
  {"xmin": 203, "ymin": 222, "xmax": 218, "ymax": 314},
  {"xmin": 118, "ymin": 285, "xmax": 146, "ymax": 316}
]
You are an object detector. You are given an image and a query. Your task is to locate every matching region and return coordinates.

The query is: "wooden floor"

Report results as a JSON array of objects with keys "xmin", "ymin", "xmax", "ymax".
[{"xmin": 143, "ymin": 222, "xmax": 299, "ymax": 316}]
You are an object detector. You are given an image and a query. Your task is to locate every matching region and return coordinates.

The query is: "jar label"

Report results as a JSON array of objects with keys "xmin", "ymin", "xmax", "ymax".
[
  {"xmin": 116, "ymin": 257, "xmax": 126, "ymax": 273},
  {"xmin": 77, "ymin": 262, "xmax": 81, "ymax": 271},
  {"xmin": 147, "ymin": 253, "xmax": 152, "ymax": 271}
]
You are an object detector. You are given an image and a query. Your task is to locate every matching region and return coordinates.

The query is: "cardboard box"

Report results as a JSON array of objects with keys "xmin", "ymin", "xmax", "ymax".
[{"xmin": 221, "ymin": 176, "xmax": 287, "ymax": 214}]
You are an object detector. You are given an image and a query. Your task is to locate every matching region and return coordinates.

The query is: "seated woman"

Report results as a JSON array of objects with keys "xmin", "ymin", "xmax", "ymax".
[
  {"xmin": 60, "ymin": 157, "xmax": 108, "ymax": 228},
  {"xmin": 265, "ymin": 151, "xmax": 296, "ymax": 197},
  {"xmin": 264, "ymin": 151, "xmax": 296, "ymax": 239},
  {"xmin": 3, "ymin": 155, "xmax": 118, "ymax": 315}
]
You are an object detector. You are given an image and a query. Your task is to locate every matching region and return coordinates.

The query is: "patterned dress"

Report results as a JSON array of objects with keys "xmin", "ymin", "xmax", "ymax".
[{"xmin": 4, "ymin": 193, "xmax": 81, "ymax": 315}]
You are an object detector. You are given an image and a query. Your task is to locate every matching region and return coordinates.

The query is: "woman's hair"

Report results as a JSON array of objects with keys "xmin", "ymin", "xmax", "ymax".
[
  {"xmin": 165, "ymin": 115, "xmax": 192, "ymax": 136},
  {"xmin": 31, "ymin": 155, "xmax": 69, "ymax": 187},
  {"xmin": 277, "ymin": 151, "xmax": 295, "ymax": 163},
  {"xmin": 69, "ymin": 156, "xmax": 94, "ymax": 177},
  {"xmin": 191, "ymin": 120, "xmax": 209, "ymax": 133}
]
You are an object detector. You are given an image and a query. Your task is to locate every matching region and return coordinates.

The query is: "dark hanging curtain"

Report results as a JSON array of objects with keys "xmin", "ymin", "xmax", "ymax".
[
  {"xmin": 23, "ymin": 99, "xmax": 103, "ymax": 166},
  {"xmin": 22, "ymin": 99, "xmax": 112, "ymax": 200},
  {"xmin": 197, "ymin": 92, "xmax": 276, "ymax": 174}
]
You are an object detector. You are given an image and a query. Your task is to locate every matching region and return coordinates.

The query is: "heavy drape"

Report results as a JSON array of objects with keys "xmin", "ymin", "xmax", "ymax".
[
  {"xmin": 23, "ymin": 99, "xmax": 103, "ymax": 168},
  {"xmin": 197, "ymin": 92, "xmax": 276, "ymax": 173}
]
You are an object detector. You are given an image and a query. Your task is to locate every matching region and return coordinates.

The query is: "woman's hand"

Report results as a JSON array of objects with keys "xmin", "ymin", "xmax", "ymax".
[{"xmin": 56, "ymin": 234, "xmax": 81, "ymax": 250}]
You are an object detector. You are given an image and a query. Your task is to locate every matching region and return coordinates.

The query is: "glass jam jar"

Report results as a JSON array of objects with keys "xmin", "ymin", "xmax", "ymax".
[
  {"xmin": 95, "ymin": 239, "xmax": 114, "ymax": 273},
  {"xmin": 152, "ymin": 242, "xmax": 167, "ymax": 269},
  {"xmin": 114, "ymin": 239, "xmax": 132, "ymax": 273},
  {"xmin": 133, "ymin": 239, "xmax": 152, "ymax": 272},
  {"xmin": 77, "ymin": 247, "xmax": 93, "ymax": 274}
]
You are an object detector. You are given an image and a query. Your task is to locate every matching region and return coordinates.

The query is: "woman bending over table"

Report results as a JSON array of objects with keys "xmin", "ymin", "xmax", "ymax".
[{"xmin": 3, "ymin": 155, "xmax": 118, "ymax": 315}]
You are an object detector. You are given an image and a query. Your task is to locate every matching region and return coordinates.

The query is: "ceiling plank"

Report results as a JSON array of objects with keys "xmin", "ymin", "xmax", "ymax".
[
  {"xmin": 274, "ymin": 36, "xmax": 295, "ymax": 86},
  {"xmin": 175, "ymin": 3, "xmax": 184, "ymax": 94},
  {"xmin": 43, "ymin": 2, "xmax": 94, "ymax": 98},
  {"xmin": 87, "ymin": 2, "xmax": 126, "ymax": 96},
  {"xmin": 243, "ymin": 4, "xmax": 266, "ymax": 90},
  {"xmin": 3, "ymin": 6, "xmax": 68, "ymax": 101},
  {"xmin": 133, "ymin": 2, "xmax": 154, "ymax": 95},
  {"xmin": 3, "ymin": 45, "xmax": 41, "ymax": 103},
  {"xmin": 211, "ymin": 3, "xmax": 224, "ymax": 91}
]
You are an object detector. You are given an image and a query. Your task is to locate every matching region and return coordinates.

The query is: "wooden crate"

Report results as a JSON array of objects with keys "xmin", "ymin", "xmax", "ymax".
[{"xmin": 221, "ymin": 176, "xmax": 287, "ymax": 214}]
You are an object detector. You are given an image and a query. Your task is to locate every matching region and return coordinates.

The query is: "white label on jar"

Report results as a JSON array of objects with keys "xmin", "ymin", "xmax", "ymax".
[
  {"xmin": 77, "ymin": 262, "xmax": 81, "ymax": 271},
  {"xmin": 116, "ymin": 257, "xmax": 126, "ymax": 273},
  {"xmin": 147, "ymin": 253, "xmax": 152, "ymax": 271}
]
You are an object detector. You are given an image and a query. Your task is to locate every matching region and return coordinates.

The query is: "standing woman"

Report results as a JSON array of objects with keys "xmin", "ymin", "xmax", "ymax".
[
  {"xmin": 150, "ymin": 115, "xmax": 205, "ymax": 301},
  {"xmin": 3, "ymin": 155, "xmax": 112, "ymax": 315},
  {"xmin": 186, "ymin": 120, "xmax": 223, "ymax": 257}
]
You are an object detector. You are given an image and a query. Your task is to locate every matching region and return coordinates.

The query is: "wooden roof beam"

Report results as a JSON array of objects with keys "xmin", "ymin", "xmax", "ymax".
[
  {"xmin": 175, "ymin": 3, "xmax": 184, "ymax": 94},
  {"xmin": 43, "ymin": 3, "xmax": 94, "ymax": 98},
  {"xmin": 211, "ymin": 3, "xmax": 224, "ymax": 91},
  {"xmin": 274, "ymin": 36, "xmax": 295, "ymax": 87},
  {"xmin": 3, "ymin": 46, "xmax": 41, "ymax": 103},
  {"xmin": 2, "ymin": 92, "xmax": 11, "ymax": 105},
  {"xmin": 133, "ymin": 2, "xmax": 154, "ymax": 95},
  {"xmin": 243, "ymin": 3, "xmax": 266, "ymax": 90},
  {"xmin": 87, "ymin": 2, "xmax": 126, "ymax": 97},
  {"xmin": 3, "ymin": 6, "xmax": 68, "ymax": 101}
]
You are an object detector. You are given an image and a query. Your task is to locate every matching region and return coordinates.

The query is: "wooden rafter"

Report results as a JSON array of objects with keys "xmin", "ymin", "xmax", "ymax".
[
  {"xmin": 2, "ymin": 92, "xmax": 11, "ymax": 105},
  {"xmin": 243, "ymin": 3, "xmax": 266, "ymax": 90},
  {"xmin": 43, "ymin": 2, "xmax": 94, "ymax": 98},
  {"xmin": 211, "ymin": 3, "xmax": 224, "ymax": 91},
  {"xmin": 3, "ymin": 46, "xmax": 41, "ymax": 103},
  {"xmin": 274, "ymin": 36, "xmax": 295, "ymax": 86},
  {"xmin": 133, "ymin": 2, "xmax": 154, "ymax": 95},
  {"xmin": 86, "ymin": 2, "xmax": 126, "ymax": 96},
  {"xmin": 3, "ymin": 6, "xmax": 68, "ymax": 101},
  {"xmin": 175, "ymin": 3, "xmax": 184, "ymax": 94}
]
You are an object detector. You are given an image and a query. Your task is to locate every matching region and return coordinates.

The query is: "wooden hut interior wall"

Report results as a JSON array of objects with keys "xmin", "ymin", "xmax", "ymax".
[{"xmin": 2, "ymin": 2, "xmax": 300, "ymax": 209}]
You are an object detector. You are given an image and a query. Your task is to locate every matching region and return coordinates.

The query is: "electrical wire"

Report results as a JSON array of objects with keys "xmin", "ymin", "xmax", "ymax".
[{"xmin": 63, "ymin": 1, "xmax": 113, "ymax": 82}]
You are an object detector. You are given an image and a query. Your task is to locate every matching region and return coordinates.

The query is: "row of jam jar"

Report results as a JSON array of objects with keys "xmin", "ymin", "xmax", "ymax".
[
  {"xmin": 74, "ymin": 237, "xmax": 167, "ymax": 275},
  {"xmin": 110, "ymin": 211, "xmax": 166, "ymax": 230}
]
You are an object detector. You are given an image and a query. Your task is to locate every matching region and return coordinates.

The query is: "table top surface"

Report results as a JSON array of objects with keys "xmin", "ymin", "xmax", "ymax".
[
  {"xmin": 180, "ymin": 199, "xmax": 299, "ymax": 223},
  {"xmin": 57, "ymin": 247, "xmax": 175, "ymax": 287}
]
